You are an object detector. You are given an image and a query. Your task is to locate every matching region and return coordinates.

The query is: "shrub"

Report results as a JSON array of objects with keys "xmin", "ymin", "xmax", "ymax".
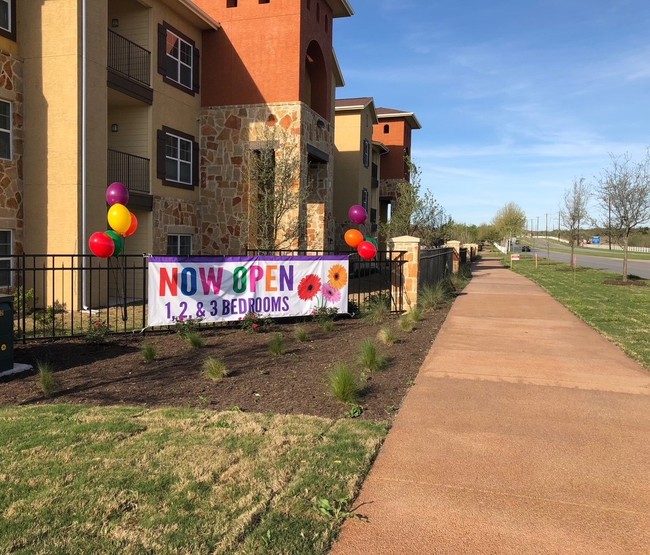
[
  {"xmin": 240, "ymin": 312, "xmax": 273, "ymax": 333},
  {"xmin": 399, "ymin": 314, "xmax": 415, "ymax": 332},
  {"xmin": 36, "ymin": 301, "xmax": 67, "ymax": 330},
  {"xmin": 294, "ymin": 326, "xmax": 309, "ymax": 342},
  {"xmin": 328, "ymin": 364, "xmax": 360, "ymax": 404},
  {"xmin": 185, "ymin": 331, "xmax": 204, "ymax": 348},
  {"xmin": 359, "ymin": 339, "xmax": 386, "ymax": 372},
  {"xmin": 37, "ymin": 360, "xmax": 58, "ymax": 397},
  {"xmin": 362, "ymin": 301, "xmax": 390, "ymax": 325},
  {"xmin": 85, "ymin": 320, "xmax": 109, "ymax": 344},
  {"xmin": 203, "ymin": 357, "xmax": 229, "ymax": 381},
  {"xmin": 140, "ymin": 343, "xmax": 157, "ymax": 362},
  {"xmin": 312, "ymin": 306, "xmax": 338, "ymax": 328},
  {"xmin": 268, "ymin": 333, "xmax": 285, "ymax": 356},
  {"xmin": 408, "ymin": 306, "xmax": 423, "ymax": 323},
  {"xmin": 376, "ymin": 326, "xmax": 396, "ymax": 346},
  {"xmin": 13, "ymin": 287, "xmax": 36, "ymax": 316},
  {"xmin": 320, "ymin": 319, "xmax": 336, "ymax": 332},
  {"xmin": 419, "ymin": 281, "xmax": 452, "ymax": 310},
  {"xmin": 174, "ymin": 316, "xmax": 202, "ymax": 339}
]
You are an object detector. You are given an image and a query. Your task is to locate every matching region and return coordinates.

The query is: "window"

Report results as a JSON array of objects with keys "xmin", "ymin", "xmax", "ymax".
[
  {"xmin": 316, "ymin": 2, "xmax": 320, "ymax": 21},
  {"xmin": 166, "ymin": 234, "xmax": 192, "ymax": 257},
  {"xmin": 362, "ymin": 138, "xmax": 370, "ymax": 168},
  {"xmin": 157, "ymin": 22, "xmax": 199, "ymax": 95},
  {"xmin": 0, "ymin": 100, "xmax": 10, "ymax": 160},
  {"xmin": 0, "ymin": 230, "xmax": 12, "ymax": 288},
  {"xmin": 227, "ymin": 0, "xmax": 237, "ymax": 6},
  {"xmin": 383, "ymin": 124, "xmax": 389, "ymax": 133},
  {"xmin": 0, "ymin": 0, "xmax": 15, "ymax": 41},
  {"xmin": 157, "ymin": 126, "xmax": 199, "ymax": 189},
  {"xmin": 259, "ymin": 0, "xmax": 270, "ymax": 3},
  {"xmin": 361, "ymin": 189, "xmax": 369, "ymax": 211}
]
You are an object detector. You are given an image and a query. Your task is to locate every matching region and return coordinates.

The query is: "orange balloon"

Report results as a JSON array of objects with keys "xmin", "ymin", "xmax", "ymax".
[
  {"xmin": 122, "ymin": 212, "xmax": 138, "ymax": 237},
  {"xmin": 344, "ymin": 228, "xmax": 364, "ymax": 248}
]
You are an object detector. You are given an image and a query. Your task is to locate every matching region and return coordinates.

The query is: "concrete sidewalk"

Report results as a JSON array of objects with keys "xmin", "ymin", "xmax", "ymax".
[{"xmin": 331, "ymin": 257, "xmax": 650, "ymax": 555}]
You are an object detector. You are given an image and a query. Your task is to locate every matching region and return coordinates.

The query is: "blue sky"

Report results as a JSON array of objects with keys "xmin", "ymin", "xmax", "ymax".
[{"xmin": 334, "ymin": 1, "xmax": 650, "ymax": 227}]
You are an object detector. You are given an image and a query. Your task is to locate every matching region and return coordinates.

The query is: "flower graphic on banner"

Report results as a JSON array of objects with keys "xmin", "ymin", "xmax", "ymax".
[
  {"xmin": 322, "ymin": 283, "xmax": 341, "ymax": 303},
  {"xmin": 328, "ymin": 264, "xmax": 348, "ymax": 290},
  {"xmin": 297, "ymin": 274, "xmax": 321, "ymax": 301}
]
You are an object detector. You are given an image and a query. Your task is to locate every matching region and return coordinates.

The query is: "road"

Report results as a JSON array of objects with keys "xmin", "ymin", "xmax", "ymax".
[{"xmin": 529, "ymin": 240, "xmax": 650, "ymax": 279}]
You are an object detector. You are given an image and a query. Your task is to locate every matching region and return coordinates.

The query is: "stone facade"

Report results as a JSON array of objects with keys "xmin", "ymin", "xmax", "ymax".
[
  {"xmin": 152, "ymin": 197, "xmax": 201, "ymax": 255},
  {"xmin": 200, "ymin": 102, "xmax": 334, "ymax": 255},
  {"xmin": 0, "ymin": 49, "xmax": 23, "ymax": 255}
]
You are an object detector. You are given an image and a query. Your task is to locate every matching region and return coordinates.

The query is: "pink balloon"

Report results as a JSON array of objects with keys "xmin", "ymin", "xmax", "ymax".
[
  {"xmin": 348, "ymin": 204, "xmax": 367, "ymax": 225},
  {"xmin": 106, "ymin": 182, "xmax": 129, "ymax": 206}
]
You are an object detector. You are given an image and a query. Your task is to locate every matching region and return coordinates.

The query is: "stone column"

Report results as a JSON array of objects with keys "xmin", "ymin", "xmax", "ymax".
[
  {"xmin": 445, "ymin": 240, "xmax": 461, "ymax": 274},
  {"xmin": 388, "ymin": 235, "xmax": 421, "ymax": 312}
]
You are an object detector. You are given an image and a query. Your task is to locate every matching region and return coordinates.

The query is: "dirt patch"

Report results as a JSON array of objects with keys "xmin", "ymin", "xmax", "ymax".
[
  {"xmin": 603, "ymin": 279, "xmax": 647, "ymax": 286},
  {"xmin": 0, "ymin": 307, "xmax": 451, "ymax": 420}
]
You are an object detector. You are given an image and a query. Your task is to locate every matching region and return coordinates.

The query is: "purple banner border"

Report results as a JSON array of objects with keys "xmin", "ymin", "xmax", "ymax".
[{"xmin": 149, "ymin": 255, "xmax": 350, "ymax": 263}]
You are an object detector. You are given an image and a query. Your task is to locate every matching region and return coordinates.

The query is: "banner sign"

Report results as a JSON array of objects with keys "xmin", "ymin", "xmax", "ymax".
[{"xmin": 148, "ymin": 255, "xmax": 349, "ymax": 326}]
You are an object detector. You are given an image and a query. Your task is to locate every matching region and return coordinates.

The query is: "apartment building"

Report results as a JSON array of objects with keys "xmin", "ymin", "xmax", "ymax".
[
  {"xmin": 333, "ymin": 97, "xmax": 387, "ymax": 250},
  {"xmin": 4, "ymin": 0, "xmax": 352, "ymax": 272},
  {"xmin": 372, "ymin": 107, "xmax": 422, "ymax": 227}
]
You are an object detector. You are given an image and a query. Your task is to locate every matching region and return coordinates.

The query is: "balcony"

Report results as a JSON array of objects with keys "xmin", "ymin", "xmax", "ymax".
[
  {"xmin": 108, "ymin": 149, "xmax": 153, "ymax": 210},
  {"xmin": 107, "ymin": 29, "xmax": 153, "ymax": 104}
]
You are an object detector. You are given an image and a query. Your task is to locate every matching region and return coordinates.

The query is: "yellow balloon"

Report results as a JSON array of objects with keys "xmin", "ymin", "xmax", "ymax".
[{"xmin": 107, "ymin": 203, "xmax": 131, "ymax": 235}]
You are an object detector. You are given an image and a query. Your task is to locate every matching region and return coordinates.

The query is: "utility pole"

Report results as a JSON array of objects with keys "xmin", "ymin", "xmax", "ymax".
[
  {"xmin": 536, "ymin": 216, "xmax": 539, "ymax": 238},
  {"xmin": 545, "ymin": 213, "xmax": 548, "ymax": 239}
]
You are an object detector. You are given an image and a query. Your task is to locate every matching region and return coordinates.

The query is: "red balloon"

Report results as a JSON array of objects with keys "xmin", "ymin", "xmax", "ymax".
[
  {"xmin": 89, "ymin": 232, "xmax": 115, "ymax": 258},
  {"xmin": 122, "ymin": 212, "xmax": 138, "ymax": 237},
  {"xmin": 344, "ymin": 228, "xmax": 364, "ymax": 248},
  {"xmin": 357, "ymin": 240, "xmax": 377, "ymax": 260}
]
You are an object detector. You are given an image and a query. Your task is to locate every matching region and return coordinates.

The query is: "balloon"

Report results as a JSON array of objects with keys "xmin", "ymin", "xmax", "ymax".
[
  {"xmin": 107, "ymin": 203, "xmax": 131, "ymax": 234},
  {"xmin": 366, "ymin": 237, "xmax": 379, "ymax": 248},
  {"xmin": 105, "ymin": 230, "xmax": 124, "ymax": 256},
  {"xmin": 106, "ymin": 182, "xmax": 129, "ymax": 206},
  {"xmin": 344, "ymin": 228, "xmax": 364, "ymax": 248},
  {"xmin": 123, "ymin": 212, "xmax": 138, "ymax": 237},
  {"xmin": 89, "ymin": 232, "xmax": 115, "ymax": 258},
  {"xmin": 357, "ymin": 240, "xmax": 377, "ymax": 261},
  {"xmin": 348, "ymin": 204, "xmax": 367, "ymax": 225}
]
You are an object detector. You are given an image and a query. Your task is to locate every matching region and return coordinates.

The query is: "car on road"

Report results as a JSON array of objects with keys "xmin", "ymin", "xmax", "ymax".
[{"xmin": 521, "ymin": 245, "xmax": 531, "ymax": 252}]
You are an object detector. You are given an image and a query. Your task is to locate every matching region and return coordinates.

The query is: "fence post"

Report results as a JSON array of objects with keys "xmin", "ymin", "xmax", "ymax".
[
  {"xmin": 445, "ymin": 240, "xmax": 461, "ymax": 274},
  {"xmin": 388, "ymin": 235, "xmax": 420, "ymax": 312}
]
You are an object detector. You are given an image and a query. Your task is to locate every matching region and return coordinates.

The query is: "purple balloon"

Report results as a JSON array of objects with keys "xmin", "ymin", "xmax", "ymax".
[
  {"xmin": 348, "ymin": 204, "xmax": 367, "ymax": 225},
  {"xmin": 106, "ymin": 182, "xmax": 129, "ymax": 206}
]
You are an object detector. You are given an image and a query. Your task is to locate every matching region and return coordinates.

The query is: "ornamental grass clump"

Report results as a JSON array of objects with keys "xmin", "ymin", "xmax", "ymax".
[
  {"xmin": 376, "ymin": 326, "xmax": 397, "ymax": 346},
  {"xmin": 399, "ymin": 314, "xmax": 415, "ymax": 332},
  {"xmin": 409, "ymin": 306, "xmax": 423, "ymax": 323},
  {"xmin": 37, "ymin": 360, "xmax": 58, "ymax": 397},
  {"xmin": 419, "ymin": 281, "xmax": 452, "ymax": 310},
  {"xmin": 328, "ymin": 363, "xmax": 360, "ymax": 404},
  {"xmin": 140, "ymin": 343, "xmax": 157, "ymax": 362},
  {"xmin": 359, "ymin": 338, "xmax": 386, "ymax": 372},
  {"xmin": 186, "ymin": 331, "xmax": 205, "ymax": 349},
  {"xmin": 294, "ymin": 326, "xmax": 309, "ymax": 342},
  {"xmin": 268, "ymin": 333, "xmax": 285, "ymax": 356},
  {"xmin": 202, "ymin": 357, "xmax": 229, "ymax": 381}
]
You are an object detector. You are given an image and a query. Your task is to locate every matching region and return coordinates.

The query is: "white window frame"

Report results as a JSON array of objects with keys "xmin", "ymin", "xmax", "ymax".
[
  {"xmin": 166, "ymin": 234, "xmax": 192, "ymax": 257},
  {"xmin": 165, "ymin": 29, "xmax": 193, "ymax": 90},
  {"xmin": 0, "ymin": 100, "xmax": 11, "ymax": 161},
  {"xmin": 0, "ymin": 1, "xmax": 11, "ymax": 35},
  {"xmin": 165, "ymin": 132, "xmax": 192, "ymax": 185},
  {"xmin": 0, "ymin": 229, "xmax": 13, "ymax": 289}
]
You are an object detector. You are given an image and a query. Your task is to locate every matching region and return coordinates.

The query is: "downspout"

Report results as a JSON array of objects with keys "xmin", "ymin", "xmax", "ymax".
[{"xmin": 81, "ymin": 0, "xmax": 88, "ymax": 309}]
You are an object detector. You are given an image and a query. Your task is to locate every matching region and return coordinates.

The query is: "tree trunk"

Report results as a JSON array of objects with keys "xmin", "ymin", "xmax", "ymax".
[{"xmin": 622, "ymin": 234, "xmax": 629, "ymax": 282}]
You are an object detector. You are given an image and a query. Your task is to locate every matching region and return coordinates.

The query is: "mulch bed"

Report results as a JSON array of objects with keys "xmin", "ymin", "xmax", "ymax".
[{"xmin": 0, "ymin": 307, "xmax": 451, "ymax": 420}]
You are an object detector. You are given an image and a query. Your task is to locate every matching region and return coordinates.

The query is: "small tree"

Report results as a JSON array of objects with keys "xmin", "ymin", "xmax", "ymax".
[
  {"xmin": 492, "ymin": 202, "xmax": 526, "ymax": 252},
  {"xmin": 380, "ymin": 159, "xmax": 447, "ymax": 246},
  {"xmin": 244, "ymin": 126, "xmax": 309, "ymax": 250},
  {"xmin": 596, "ymin": 152, "xmax": 650, "ymax": 281},
  {"xmin": 561, "ymin": 177, "xmax": 590, "ymax": 268}
]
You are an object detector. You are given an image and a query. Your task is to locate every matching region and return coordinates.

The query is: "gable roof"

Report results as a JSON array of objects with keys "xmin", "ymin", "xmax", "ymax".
[
  {"xmin": 376, "ymin": 107, "xmax": 422, "ymax": 130},
  {"xmin": 325, "ymin": 0, "xmax": 354, "ymax": 18},
  {"xmin": 335, "ymin": 97, "xmax": 377, "ymax": 122}
]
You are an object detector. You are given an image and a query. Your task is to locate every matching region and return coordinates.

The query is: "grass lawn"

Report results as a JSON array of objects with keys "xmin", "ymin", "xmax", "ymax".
[
  {"xmin": 509, "ymin": 258, "xmax": 650, "ymax": 369},
  {"xmin": 0, "ymin": 405, "xmax": 387, "ymax": 554}
]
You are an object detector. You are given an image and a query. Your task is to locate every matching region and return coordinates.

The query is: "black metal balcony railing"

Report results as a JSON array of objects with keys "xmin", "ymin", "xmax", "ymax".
[
  {"xmin": 108, "ymin": 149, "xmax": 150, "ymax": 194},
  {"xmin": 108, "ymin": 29, "xmax": 151, "ymax": 87}
]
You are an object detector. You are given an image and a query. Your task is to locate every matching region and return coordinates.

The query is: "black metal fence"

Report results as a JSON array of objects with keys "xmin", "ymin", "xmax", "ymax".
[
  {"xmin": 418, "ymin": 247, "xmax": 454, "ymax": 288},
  {"xmin": 246, "ymin": 249, "xmax": 406, "ymax": 314},
  {"xmin": 7, "ymin": 250, "xmax": 407, "ymax": 342}
]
